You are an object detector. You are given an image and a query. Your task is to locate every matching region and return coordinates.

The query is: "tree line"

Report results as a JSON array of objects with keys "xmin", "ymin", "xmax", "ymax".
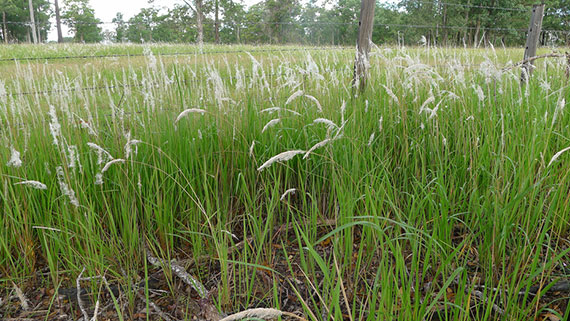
[{"xmin": 1, "ymin": 0, "xmax": 569, "ymax": 46}]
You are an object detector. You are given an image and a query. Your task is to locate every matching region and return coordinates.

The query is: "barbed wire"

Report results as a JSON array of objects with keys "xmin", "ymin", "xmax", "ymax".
[{"xmin": 0, "ymin": 46, "xmax": 353, "ymax": 63}]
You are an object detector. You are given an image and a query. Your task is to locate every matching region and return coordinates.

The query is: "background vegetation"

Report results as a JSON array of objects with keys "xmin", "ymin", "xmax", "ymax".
[{"xmin": 0, "ymin": 0, "xmax": 569, "ymax": 46}]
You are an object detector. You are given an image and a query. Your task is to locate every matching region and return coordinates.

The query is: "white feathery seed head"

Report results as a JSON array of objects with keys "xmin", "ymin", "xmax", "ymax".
[
  {"xmin": 262, "ymin": 118, "xmax": 281, "ymax": 133},
  {"xmin": 285, "ymin": 90, "xmax": 304, "ymax": 105},
  {"xmin": 280, "ymin": 188, "xmax": 297, "ymax": 201},
  {"xmin": 219, "ymin": 308, "xmax": 283, "ymax": 321},
  {"xmin": 368, "ymin": 133, "xmax": 375, "ymax": 146},
  {"xmin": 87, "ymin": 142, "xmax": 113, "ymax": 165},
  {"xmin": 174, "ymin": 108, "xmax": 206, "ymax": 129},
  {"xmin": 102, "ymin": 159, "xmax": 125, "ymax": 173},
  {"xmin": 94, "ymin": 173, "xmax": 104, "ymax": 185},
  {"xmin": 304, "ymin": 138, "xmax": 333, "ymax": 159},
  {"xmin": 257, "ymin": 150, "xmax": 305, "ymax": 171},
  {"xmin": 548, "ymin": 146, "xmax": 570, "ymax": 167},
  {"xmin": 249, "ymin": 140, "xmax": 256, "ymax": 157},
  {"xmin": 7, "ymin": 147, "xmax": 22, "ymax": 168},
  {"xmin": 303, "ymin": 94, "xmax": 323, "ymax": 112},
  {"xmin": 48, "ymin": 105, "xmax": 61, "ymax": 146},
  {"xmin": 313, "ymin": 118, "xmax": 338, "ymax": 130},
  {"xmin": 15, "ymin": 180, "xmax": 47, "ymax": 190},
  {"xmin": 56, "ymin": 166, "xmax": 79, "ymax": 208}
]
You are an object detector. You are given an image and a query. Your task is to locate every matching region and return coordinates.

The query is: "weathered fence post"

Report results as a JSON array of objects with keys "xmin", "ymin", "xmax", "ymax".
[
  {"xmin": 352, "ymin": 0, "xmax": 375, "ymax": 92},
  {"xmin": 521, "ymin": 4, "xmax": 545, "ymax": 83}
]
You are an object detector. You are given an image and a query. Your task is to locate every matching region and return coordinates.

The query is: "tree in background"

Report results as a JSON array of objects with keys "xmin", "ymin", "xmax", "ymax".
[
  {"xmin": 62, "ymin": 0, "xmax": 102, "ymax": 42},
  {"xmin": 0, "ymin": 0, "xmax": 51, "ymax": 43},
  {"xmin": 125, "ymin": 7, "xmax": 158, "ymax": 42},
  {"xmin": 265, "ymin": 0, "xmax": 301, "ymax": 43},
  {"xmin": 182, "ymin": 0, "xmax": 206, "ymax": 45},
  {"xmin": 542, "ymin": 0, "xmax": 570, "ymax": 45},
  {"xmin": 1, "ymin": 0, "xmax": 18, "ymax": 43},
  {"xmin": 112, "ymin": 12, "xmax": 127, "ymax": 43}
]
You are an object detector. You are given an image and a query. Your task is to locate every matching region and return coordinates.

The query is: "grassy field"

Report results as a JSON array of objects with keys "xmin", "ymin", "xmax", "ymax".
[{"xmin": 1, "ymin": 43, "xmax": 570, "ymax": 320}]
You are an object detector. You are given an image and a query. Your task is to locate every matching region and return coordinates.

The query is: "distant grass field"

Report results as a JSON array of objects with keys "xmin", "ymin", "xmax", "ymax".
[{"xmin": 1, "ymin": 43, "xmax": 569, "ymax": 320}]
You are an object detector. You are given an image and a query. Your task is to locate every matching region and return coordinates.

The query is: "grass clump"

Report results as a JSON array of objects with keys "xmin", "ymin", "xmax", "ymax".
[{"xmin": 1, "ymin": 44, "xmax": 570, "ymax": 320}]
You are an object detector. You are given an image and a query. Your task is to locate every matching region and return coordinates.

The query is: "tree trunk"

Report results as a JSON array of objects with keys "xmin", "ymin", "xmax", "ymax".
[
  {"xmin": 473, "ymin": 20, "xmax": 480, "ymax": 47},
  {"xmin": 2, "ymin": 11, "xmax": 8, "ymax": 43},
  {"xmin": 352, "ymin": 0, "xmax": 375, "ymax": 92},
  {"xmin": 236, "ymin": 23, "xmax": 240, "ymax": 43},
  {"xmin": 215, "ymin": 0, "xmax": 220, "ymax": 43},
  {"xmin": 36, "ymin": 10, "xmax": 42, "ymax": 43},
  {"xmin": 196, "ymin": 0, "xmax": 204, "ymax": 45},
  {"xmin": 442, "ymin": 2, "xmax": 448, "ymax": 46},
  {"xmin": 463, "ymin": 1, "xmax": 470, "ymax": 46},
  {"xmin": 54, "ymin": 0, "xmax": 63, "ymax": 43},
  {"xmin": 28, "ymin": 0, "xmax": 38, "ymax": 43}
]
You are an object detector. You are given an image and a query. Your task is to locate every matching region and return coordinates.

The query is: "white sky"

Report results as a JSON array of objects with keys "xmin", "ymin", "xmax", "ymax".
[{"xmin": 48, "ymin": 0, "xmax": 397, "ymax": 42}]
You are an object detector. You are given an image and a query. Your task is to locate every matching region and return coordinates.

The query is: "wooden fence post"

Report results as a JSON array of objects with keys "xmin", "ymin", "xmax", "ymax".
[
  {"xmin": 521, "ymin": 4, "xmax": 545, "ymax": 83},
  {"xmin": 352, "ymin": 0, "xmax": 375, "ymax": 92}
]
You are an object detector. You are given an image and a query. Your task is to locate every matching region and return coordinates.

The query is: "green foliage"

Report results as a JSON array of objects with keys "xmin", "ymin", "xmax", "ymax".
[
  {"xmin": 1, "ymin": 0, "xmax": 51, "ymax": 43},
  {"xmin": 61, "ymin": 0, "xmax": 102, "ymax": 43}
]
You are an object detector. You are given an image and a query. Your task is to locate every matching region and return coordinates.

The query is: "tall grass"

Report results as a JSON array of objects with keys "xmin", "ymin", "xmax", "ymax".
[{"xmin": 1, "ymin": 43, "xmax": 569, "ymax": 320}]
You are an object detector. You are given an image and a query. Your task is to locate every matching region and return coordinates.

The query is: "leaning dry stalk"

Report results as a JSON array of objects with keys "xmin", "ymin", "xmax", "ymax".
[{"xmin": 257, "ymin": 150, "xmax": 305, "ymax": 171}]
